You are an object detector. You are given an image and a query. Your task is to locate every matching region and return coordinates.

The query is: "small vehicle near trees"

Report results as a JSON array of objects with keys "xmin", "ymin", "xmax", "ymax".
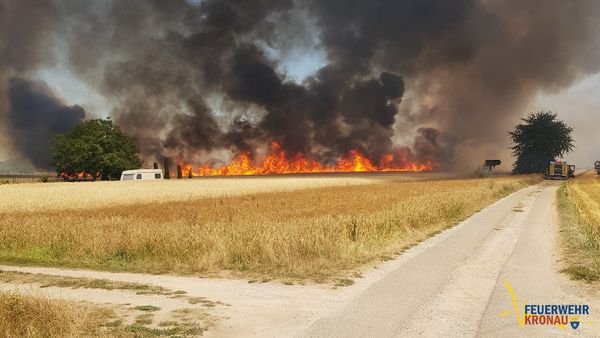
[{"xmin": 120, "ymin": 169, "xmax": 163, "ymax": 181}]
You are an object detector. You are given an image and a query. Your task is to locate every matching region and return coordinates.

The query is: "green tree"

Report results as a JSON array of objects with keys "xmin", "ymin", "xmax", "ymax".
[
  {"xmin": 510, "ymin": 111, "xmax": 574, "ymax": 174},
  {"xmin": 51, "ymin": 119, "xmax": 142, "ymax": 180}
]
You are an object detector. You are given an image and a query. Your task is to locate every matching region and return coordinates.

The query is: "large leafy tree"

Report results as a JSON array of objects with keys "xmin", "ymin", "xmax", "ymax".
[
  {"xmin": 51, "ymin": 119, "xmax": 142, "ymax": 180},
  {"xmin": 510, "ymin": 111, "xmax": 574, "ymax": 174}
]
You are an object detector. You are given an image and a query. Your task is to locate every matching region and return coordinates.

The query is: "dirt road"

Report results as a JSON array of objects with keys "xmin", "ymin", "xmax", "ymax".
[
  {"xmin": 305, "ymin": 181, "xmax": 599, "ymax": 337},
  {"xmin": 1, "ymin": 181, "xmax": 598, "ymax": 336}
]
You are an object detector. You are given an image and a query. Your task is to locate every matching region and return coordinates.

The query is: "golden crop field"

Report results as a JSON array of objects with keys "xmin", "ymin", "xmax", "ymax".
[
  {"xmin": 0, "ymin": 174, "xmax": 538, "ymax": 280},
  {"xmin": 0, "ymin": 175, "xmax": 386, "ymax": 213},
  {"xmin": 559, "ymin": 172, "xmax": 600, "ymax": 282}
]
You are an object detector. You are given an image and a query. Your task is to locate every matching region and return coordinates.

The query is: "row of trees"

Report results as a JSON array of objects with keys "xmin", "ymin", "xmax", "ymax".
[{"xmin": 50, "ymin": 112, "xmax": 574, "ymax": 180}]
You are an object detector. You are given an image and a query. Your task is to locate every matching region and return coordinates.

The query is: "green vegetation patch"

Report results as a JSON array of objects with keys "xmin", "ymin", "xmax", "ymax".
[{"xmin": 133, "ymin": 305, "xmax": 161, "ymax": 312}]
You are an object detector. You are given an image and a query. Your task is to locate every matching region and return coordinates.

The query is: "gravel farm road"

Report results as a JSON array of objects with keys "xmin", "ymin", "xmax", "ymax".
[
  {"xmin": 304, "ymin": 181, "xmax": 600, "ymax": 337},
  {"xmin": 1, "ymin": 181, "xmax": 598, "ymax": 337}
]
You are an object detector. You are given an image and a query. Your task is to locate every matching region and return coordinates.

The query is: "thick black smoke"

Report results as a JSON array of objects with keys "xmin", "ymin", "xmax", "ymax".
[
  {"xmin": 59, "ymin": 0, "xmax": 409, "ymax": 165},
  {"xmin": 0, "ymin": 0, "xmax": 60, "ymax": 167},
  {"xmin": 308, "ymin": 0, "xmax": 600, "ymax": 167},
  {"xmin": 2, "ymin": 0, "xmax": 600, "ymax": 169},
  {"xmin": 6, "ymin": 78, "xmax": 85, "ymax": 169}
]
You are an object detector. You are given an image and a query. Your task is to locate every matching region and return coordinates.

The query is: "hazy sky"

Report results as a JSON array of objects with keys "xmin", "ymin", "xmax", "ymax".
[{"xmin": 531, "ymin": 73, "xmax": 600, "ymax": 168}]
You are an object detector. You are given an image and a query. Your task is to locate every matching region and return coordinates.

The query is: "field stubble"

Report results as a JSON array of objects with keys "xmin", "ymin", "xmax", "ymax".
[{"xmin": 0, "ymin": 174, "xmax": 539, "ymax": 281}]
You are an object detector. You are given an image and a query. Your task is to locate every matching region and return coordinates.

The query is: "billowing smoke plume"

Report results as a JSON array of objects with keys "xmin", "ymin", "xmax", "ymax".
[
  {"xmin": 6, "ymin": 78, "xmax": 85, "ymax": 169},
  {"xmin": 1, "ymin": 0, "xmax": 600, "ymax": 170},
  {"xmin": 0, "ymin": 0, "xmax": 61, "ymax": 167}
]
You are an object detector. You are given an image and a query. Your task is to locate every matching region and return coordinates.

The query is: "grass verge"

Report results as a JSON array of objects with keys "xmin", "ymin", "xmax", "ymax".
[{"xmin": 557, "ymin": 173, "xmax": 600, "ymax": 282}]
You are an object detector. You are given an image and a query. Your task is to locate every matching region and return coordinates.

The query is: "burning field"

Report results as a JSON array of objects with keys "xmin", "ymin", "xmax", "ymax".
[
  {"xmin": 0, "ymin": 174, "xmax": 538, "ymax": 280},
  {"xmin": 180, "ymin": 141, "xmax": 435, "ymax": 177}
]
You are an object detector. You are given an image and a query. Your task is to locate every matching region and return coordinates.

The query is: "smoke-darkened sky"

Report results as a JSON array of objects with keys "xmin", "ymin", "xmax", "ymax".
[{"xmin": 1, "ymin": 0, "xmax": 599, "ymax": 171}]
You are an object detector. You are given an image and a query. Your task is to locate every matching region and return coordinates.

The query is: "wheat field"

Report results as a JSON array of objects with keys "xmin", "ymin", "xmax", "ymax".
[
  {"xmin": 559, "ymin": 172, "xmax": 600, "ymax": 281},
  {"xmin": 0, "ymin": 174, "xmax": 538, "ymax": 280},
  {"xmin": 568, "ymin": 173, "xmax": 600, "ymax": 231},
  {"xmin": 0, "ymin": 175, "xmax": 387, "ymax": 213}
]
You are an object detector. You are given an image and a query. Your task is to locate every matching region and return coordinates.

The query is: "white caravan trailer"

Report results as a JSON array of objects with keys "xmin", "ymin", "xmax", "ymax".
[{"xmin": 120, "ymin": 169, "xmax": 163, "ymax": 181}]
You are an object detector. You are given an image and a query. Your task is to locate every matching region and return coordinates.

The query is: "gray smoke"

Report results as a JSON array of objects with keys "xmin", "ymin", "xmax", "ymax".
[{"xmin": 1, "ymin": 0, "xmax": 600, "ymax": 170}]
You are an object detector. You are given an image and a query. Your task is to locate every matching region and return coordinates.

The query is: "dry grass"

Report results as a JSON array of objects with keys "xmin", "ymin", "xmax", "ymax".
[
  {"xmin": 0, "ymin": 291, "xmax": 110, "ymax": 337},
  {"xmin": 558, "ymin": 172, "xmax": 600, "ymax": 282},
  {"xmin": 0, "ymin": 175, "xmax": 386, "ymax": 213},
  {"xmin": 0, "ymin": 174, "xmax": 539, "ymax": 280},
  {"xmin": 0, "ymin": 291, "xmax": 208, "ymax": 337},
  {"xmin": 0, "ymin": 177, "xmax": 536, "ymax": 279}
]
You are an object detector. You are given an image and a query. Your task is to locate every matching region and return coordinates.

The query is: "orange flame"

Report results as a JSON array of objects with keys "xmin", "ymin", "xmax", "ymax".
[{"xmin": 180, "ymin": 141, "xmax": 436, "ymax": 177}]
